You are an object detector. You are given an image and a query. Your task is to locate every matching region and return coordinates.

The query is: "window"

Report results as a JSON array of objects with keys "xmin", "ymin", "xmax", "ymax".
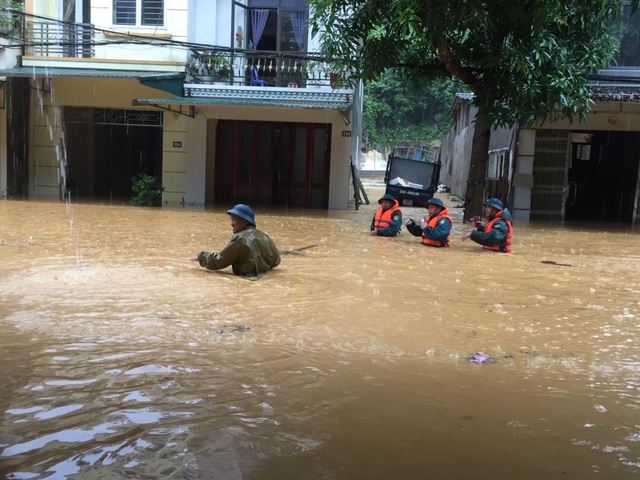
[
  {"xmin": 113, "ymin": 0, "xmax": 164, "ymax": 27},
  {"xmin": 245, "ymin": 0, "xmax": 308, "ymax": 52}
]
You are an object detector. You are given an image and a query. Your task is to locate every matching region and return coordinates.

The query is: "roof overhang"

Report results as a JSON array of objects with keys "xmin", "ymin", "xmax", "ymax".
[
  {"xmin": 587, "ymin": 84, "xmax": 640, "ymax": 103},
  {"xmin": 140, "ymin": 84, "xmax": 351, "ymax": 108},
  {"xmin": 0, "ymin": 67, "xmax": 185, "ymax": 96}
]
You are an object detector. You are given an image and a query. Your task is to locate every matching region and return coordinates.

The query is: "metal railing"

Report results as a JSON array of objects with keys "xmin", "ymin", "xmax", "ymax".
[
  {"xmin": 18, "ymin": 17, "xmax": 352, "ymax": 91},
  {"xmin": 26, "ymin": 20, "xmax": 94, "ymax": 58},
  {"xmin": 186, "ymin": 48, "xmax": 349, "ymax": 89}
]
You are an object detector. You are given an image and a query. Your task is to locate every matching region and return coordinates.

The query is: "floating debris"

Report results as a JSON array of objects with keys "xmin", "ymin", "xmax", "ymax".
[
  {"xmin": 279, "ymin": 244, "xmax": 319, "ymax": 256},
  {"xmin": 216, "ymin": 325, "xmax": 250, "ymax": 334},
  {"xmin": 541, "ymin": 260, "xmax": 572, "ymax": 267},
  {"xmin": 466, "ymin": 352, "xmax": 496, "ymax": 364}
]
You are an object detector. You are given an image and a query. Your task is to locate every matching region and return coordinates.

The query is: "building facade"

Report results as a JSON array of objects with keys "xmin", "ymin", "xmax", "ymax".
[{"xmin": 0, "ymin": 0, "xmax": 363, "ymax": 209}]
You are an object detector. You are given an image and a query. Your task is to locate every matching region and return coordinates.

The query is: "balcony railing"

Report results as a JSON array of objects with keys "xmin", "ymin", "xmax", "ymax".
[
  {"xmin": 25, "ymin": 20, "xmax": 95, "ymax": 58},
  {"xmin": 186, "ymin": 48, "xmax": 349, "ymax": 89},
  {"xmin": 17, "ymin": 17, "xmax": 352, "ymax": 91}
]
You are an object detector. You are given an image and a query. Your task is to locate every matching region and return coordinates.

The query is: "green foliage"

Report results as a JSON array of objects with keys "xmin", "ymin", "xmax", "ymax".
[
  {"xmin": 190, "ymin": 53, "xmax": 232, "ymax": 81},
  {"xmin": 206, "ymin": 56, "xmax": 231, "ymax": 80},
  {"xmin": 310, "ymin": 0, "xmax": 637, "ymax": 128},
  {"xmin": 311, "ymin": 0, "xmax": 639, "ymax": 214},
  {"xmin": 363, "ymin": 69, "xmax": 464, "ymax": 148},
  {"xmin": 131, "ymin": 174, "xmax": 164, "ymax": 207},
  {"xmin": 0, "ymin": 1, "xmax": 23, "ymax": 38}
]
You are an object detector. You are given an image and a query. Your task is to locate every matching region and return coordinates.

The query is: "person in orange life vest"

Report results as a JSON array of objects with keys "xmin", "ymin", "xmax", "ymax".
[
  {"xmin": 404, "ymin": 197, "xmax": 452, "ymax": 247},
  {"xmin": 370, "ymin": 193, "xmax": 402, "ymax": 236},
  {"xmin": 462, "ymin": 197, "xmax": 513, "ymax": 253}
]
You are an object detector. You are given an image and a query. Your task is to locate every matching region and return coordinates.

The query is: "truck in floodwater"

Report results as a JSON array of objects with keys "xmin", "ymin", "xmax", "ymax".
[{"xmin": 384, "ymin": 141, "xmax": 441, "ymax": 207}]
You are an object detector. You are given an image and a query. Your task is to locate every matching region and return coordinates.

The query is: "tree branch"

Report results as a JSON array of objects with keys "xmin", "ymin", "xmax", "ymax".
[{"xmin": 436, "ymin": 35, "xmax": 477, "ymax": 91}]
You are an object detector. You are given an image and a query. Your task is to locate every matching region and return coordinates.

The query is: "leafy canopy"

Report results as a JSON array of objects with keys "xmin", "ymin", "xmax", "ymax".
[
  {"xmin": 363, "ymin": 70, "xmax": 462, "ymax": 148},
  {"xmin": 311, "ymin": 0, "xmax": 637, "ymax": 129}
]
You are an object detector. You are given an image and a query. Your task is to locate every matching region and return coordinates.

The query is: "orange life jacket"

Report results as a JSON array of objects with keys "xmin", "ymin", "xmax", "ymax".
[
  {"xmin": 482, "ymin": 210, "xmax": 513, "ymax": 253},
  {"xmin": 422, "ymin": 208, "xmax": 452, "ymax": 247},
  {"xmin": 373, "ymin": 199, "xmax": 401, "ymax": 231}
]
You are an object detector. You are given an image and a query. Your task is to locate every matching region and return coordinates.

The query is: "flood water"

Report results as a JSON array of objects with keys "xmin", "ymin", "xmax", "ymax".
[{"xmin": 1, "ymin": 192, "xmax": 640, "ymax": 479}]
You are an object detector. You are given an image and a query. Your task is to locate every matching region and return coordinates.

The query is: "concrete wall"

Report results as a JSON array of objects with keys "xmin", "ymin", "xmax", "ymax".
[
  {"xmin": 541, "ymin": 101, "xmax": 640, "ymax": 131},
  {"xmin": 511, "ymin": 128, "xmax": 535, "ymax": 222},
  {"xmin": 448, "ymin": 122, "xmax": 473, "ymax": 199},
  {"xmin": 163, "ymin": 111, "xmax": 190, "ymax": 204}
]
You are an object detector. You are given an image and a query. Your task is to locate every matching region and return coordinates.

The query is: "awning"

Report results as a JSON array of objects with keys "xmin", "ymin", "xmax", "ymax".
[
  {"xmin": 134, "ymin": 85, "xmax": 353, "ymax": 110},
  {"xmin": 0, "ymin": 67, "xmax": 185, "ymax": 96}
]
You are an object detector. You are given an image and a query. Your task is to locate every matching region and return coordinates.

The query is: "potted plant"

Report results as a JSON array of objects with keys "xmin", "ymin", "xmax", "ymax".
[
  {"xmin": 305, "ymin": 61, "xmax": 327, "ymax": 88},
  {"xmin": 195, "ymin": 54, "xmax": 231, "ymax": 83},
  {"xmin": 208, "ymin": 56, "xmax": 231, "ymax": 83}
]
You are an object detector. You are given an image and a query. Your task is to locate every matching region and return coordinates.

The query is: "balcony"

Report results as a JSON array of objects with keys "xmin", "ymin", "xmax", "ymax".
[
  {"xmin": 11, "ymin": 17, "xmax": 354, "ymax": 106},
  {"xmin": 186, "ymin": 48, "xmax": 349, "ymax": 90},
  {"xmin": 24, "ymin": 20, "xmax": 95, "ymax": 58}
]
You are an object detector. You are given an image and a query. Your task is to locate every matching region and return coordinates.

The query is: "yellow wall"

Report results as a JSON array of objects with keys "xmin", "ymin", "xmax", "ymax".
[
  {"xmin": 53, "ymin": 77, "xmax": 173, "ymax": 107},
  {"xmin": 30, "ymin": 83, "xmax": 63, "ymax": 198},
  {"xmin": 162, "ymin": 112, "xmax": 189, "ymax": 203},
  {"xmin": 29, "ymin": 77, "xmax": 178, "ymax": 200},
  {"xmin": 27, "ymin": 77, "xmax": 353, "ymax": 207},
  {"xmin": 540, "ymin": 102, "xmax": 640, "ymax": 131}
]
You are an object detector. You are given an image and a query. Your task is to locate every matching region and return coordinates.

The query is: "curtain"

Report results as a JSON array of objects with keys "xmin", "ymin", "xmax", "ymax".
[
  {"xmin": 251, "ymin": 9, "xmax": 270, "ymax": 49},
  {"xmin": 289, "ymin": 12, "xmax": 307, "ymax": 51}
]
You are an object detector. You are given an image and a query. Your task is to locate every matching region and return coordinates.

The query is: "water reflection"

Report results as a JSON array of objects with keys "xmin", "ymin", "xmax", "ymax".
[{"xmin": 1, "ymin": 197, "xmax": 640, "ymax": 479}]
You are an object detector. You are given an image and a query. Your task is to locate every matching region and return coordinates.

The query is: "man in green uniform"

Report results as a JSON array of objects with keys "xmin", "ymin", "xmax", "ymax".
[
  {"xmin": 190, "ymin": 204, "xmax": 281, "ymax": 275},
  {"xmin": 462, "ymin": 198, "xmax": 513, "ymax": 253}
]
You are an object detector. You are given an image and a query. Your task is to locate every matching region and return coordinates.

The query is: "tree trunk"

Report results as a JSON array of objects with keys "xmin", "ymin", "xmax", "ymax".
[{"xmin": 463, "ymin": 105, "xmax": 491, "ymax": 222}]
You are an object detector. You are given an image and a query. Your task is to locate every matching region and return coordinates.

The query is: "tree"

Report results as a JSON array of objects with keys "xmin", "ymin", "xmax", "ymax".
[
  {"xmin": 311, "ymin": 0, "xmax": 638, "ymax": 217},
  {"xmin": 363, "ymin": 70, "xmax": 463, "ymax": 149}
]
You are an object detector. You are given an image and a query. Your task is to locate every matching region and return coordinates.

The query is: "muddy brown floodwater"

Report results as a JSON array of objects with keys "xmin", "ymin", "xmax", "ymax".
[{"xmin": 1, "ymin": 192, "xmax": 640, "ymax": 480}]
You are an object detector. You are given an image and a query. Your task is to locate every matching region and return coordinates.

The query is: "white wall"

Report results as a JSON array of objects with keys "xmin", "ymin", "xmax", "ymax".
[{"xmin": 88, "ymin": 0, "xmax": 189, "ymax": 63}]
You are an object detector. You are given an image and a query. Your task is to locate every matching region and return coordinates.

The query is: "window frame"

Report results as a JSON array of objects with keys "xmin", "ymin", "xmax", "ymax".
[{"xmin": 113, "ymin": 0, "xmax": 165, "ymax": 28}]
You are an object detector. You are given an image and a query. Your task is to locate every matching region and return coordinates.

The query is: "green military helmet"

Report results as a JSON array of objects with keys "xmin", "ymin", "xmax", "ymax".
[
  {"xmin": 227, "ymin": 204, "xmax": 256, "ymax": 226},
  {"xmin": 426, "ymin": 197, "xmax": 444, "ymax": 209},
  {"xmin": 483, "ymin": 198, "xmax": 504, "ymax": 211}
]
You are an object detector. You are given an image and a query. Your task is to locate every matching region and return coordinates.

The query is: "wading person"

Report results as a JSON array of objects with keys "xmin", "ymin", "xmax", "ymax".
[
  {"xmin": 462, "ymin": 198, "xmax": 513, "ymax": 253},
  {"xmin": 190, "ymin": 204, "xmax": 281, "ymax": 275},
  {"xmin": 405, "ymin": 197, "xmax": 452, "ymax": 247},
  {"xmin": 370, "ymin": 193, "xmax": 403, "ymax": 236}
]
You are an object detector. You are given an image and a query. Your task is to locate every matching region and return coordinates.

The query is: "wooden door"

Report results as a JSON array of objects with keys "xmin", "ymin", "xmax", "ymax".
[{"xmin": 215, "ymin": 120, "xmax": 330, "ymax": 208}]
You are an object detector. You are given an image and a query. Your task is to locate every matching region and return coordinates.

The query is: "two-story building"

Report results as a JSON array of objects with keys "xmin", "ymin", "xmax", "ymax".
[{"xmin": 0, "ymin": 0, "xmax": 362, "ymax": 209}]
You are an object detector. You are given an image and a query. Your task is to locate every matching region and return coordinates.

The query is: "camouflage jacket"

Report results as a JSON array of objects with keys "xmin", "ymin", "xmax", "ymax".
[{"xmin": 197, "ymin": 227, "xmax": 281, "ymax": 276}]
